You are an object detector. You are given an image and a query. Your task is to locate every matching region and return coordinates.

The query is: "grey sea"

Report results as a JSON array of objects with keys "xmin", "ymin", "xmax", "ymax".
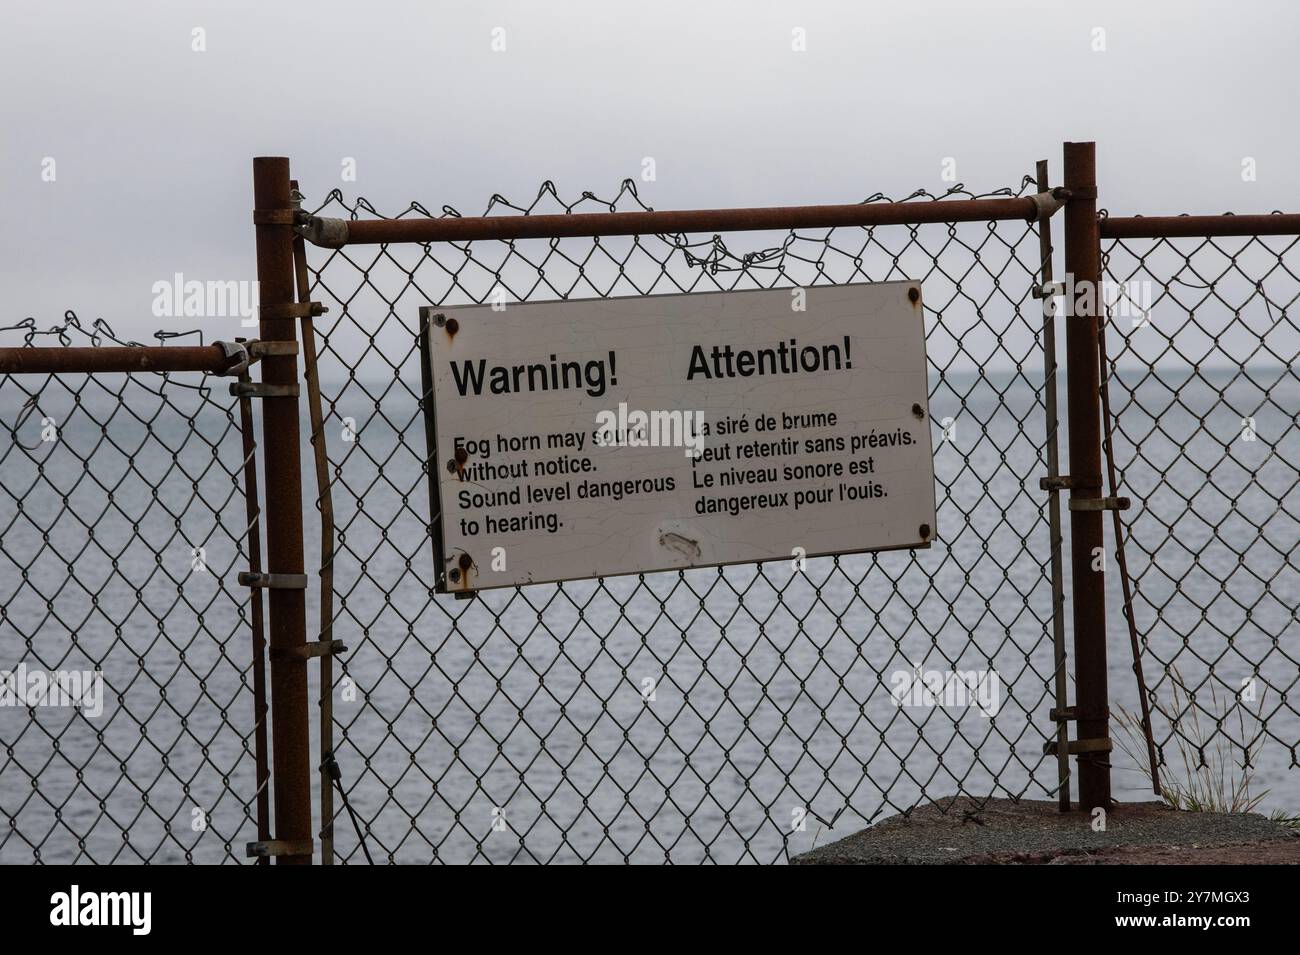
[{"xmin": 1, "ymin": 367, "xmax": 1296, "ymax": 863}]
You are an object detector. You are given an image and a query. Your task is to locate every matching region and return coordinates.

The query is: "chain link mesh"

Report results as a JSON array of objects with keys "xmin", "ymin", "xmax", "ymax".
[
  {"xmin": 0, "ymin": 313, "xmax": 262, "ymax": 863},
  {"xmin": 9, "ymin": 185, "xmax": 1290, "ymax": 865},
  {"xmin": 304, "ymin": 176, "xmax": 1065, "ymax": 863},
  {"xmin": 1102, "ymin": 228, "xmax": 1300, "ymax": 800}
]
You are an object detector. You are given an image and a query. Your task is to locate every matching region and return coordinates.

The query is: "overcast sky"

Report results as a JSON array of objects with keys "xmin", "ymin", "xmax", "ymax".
[{"xmin": 2, "ymin": 0, "xmax": 1296, "ymax": 343}]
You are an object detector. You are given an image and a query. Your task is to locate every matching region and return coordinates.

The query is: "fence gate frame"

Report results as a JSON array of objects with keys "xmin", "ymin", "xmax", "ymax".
[
  {"xmin": 258, "ymin": 144, "xmax": 1117, "ymax": 860},
  {"xmin": 0, "ymin": 335, "xmax": 280, "ymax": 862}
]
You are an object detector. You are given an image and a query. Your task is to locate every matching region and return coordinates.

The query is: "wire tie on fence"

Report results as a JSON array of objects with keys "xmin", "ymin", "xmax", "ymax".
[
  {"xmin": 1068, "ymin": 495, "xmax": 1130, "ymax": 512},
  {"xmin": 245, "ymin": 839, "xmax": 314, "ymax": 859},
  {"xmin": 238, "ymin": 571, "xmax": 309, "ymax": 589},
  {"xmin": 229, "ymin": 381, "xmax": 300, "ymax": 398},
  {"xmin": 259, "ymin": 301, "xmax": 327, "ymax": 321},
  {"xmin": 1032, "ymin": 281, "xmax": 1065, "ymax": 299}
]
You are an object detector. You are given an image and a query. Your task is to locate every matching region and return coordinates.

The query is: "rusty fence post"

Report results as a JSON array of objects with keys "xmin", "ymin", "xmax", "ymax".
[
  {"xmin": 1034, "ymin": 159, "xmax": 1071, "ymax": 812},
  {"xmin": 235, "ymin": 346, "xmax": 272, "ymax": 863},
  {"xmin": 252, "ymin": 156, "xmax": 314, "ymax": 862},
  {"xmin": 1061, "ymin": 141, "xmax": 1111, "ymax": 811}
]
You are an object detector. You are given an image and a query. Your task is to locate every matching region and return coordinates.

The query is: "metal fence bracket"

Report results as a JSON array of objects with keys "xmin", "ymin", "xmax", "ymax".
[
  {"xmin": 229, "ymin": 381, "xmax": 300, "ymax": 398},
  {"xmin": 1068, "ymin": 496, "xmax": 1131, "ymax": 512},
  {"xmin": 1042, "ymin": 738, "xmax": 1113, "ymax": 756},
  {"xmin": 215, "ymin": 340, "xmax": 249, "ymax": 375},
  {"xmin": 270, "ymin": 639, "xmax": 348, "ymax": 662},
  {"xmin": 260, "ymin": 301, "xmax": 328, "ymax": 320},
  {"xmin": 238, "ymin": 571, "xmax": 309, "ymax": 589},
  {"xmin": 1039, "ymin": 475, "xmax": 1102, "ymax": 492},
  {"xmin": 245, "ymin": 839, "xmax": 314, "ymax": 859},
  {"xmin": 252, "ymin": 209, "xmax": 298, "ymax": 226},
  {"xmin": 248, "ymin": 340, "xmax": 300, "ymax": 359},
  {"xmin": 1028, "ymin": 188, "xmax": 1070, "ymax": 220},
  {"xmin": 216, "ymin": 339, "xmax": 299, "ymax": 376},
  {"xmin": 295, "ymin": 214, "xmax": 351, "ymax": 249}
]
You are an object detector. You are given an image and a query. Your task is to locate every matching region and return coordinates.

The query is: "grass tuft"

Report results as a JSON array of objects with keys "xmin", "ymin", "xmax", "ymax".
[{"xmin": 1112, "ymin": 668, "xmax": 1276, "ymax": 815}]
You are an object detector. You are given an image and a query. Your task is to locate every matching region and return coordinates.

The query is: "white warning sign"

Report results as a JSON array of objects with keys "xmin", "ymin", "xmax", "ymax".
[{"xmin": 421, "ymin": 281, "xmax": 936, "ymax": 592}]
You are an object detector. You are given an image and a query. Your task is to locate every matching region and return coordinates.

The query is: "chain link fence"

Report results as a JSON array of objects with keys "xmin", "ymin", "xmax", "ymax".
[
  {"xmin": 0, "ymin": 313, "xmax": 262, "ymax": 863},
  {"xmin": 5, "ymin": 179, "xmax": 1296, "ymax": 865},
  {"xmin": 1102, "ymin": 228, "xmax": 1300, "ymax": 804},
  {"xmin": 304, "ymin": 176, "xmax": 1065, "ymax": 862}
]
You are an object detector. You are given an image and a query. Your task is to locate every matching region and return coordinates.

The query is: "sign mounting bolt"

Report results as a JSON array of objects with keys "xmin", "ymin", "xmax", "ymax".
[{"xmin": 446, "ymin": 446, "xmax": 469, "ymax": 476}]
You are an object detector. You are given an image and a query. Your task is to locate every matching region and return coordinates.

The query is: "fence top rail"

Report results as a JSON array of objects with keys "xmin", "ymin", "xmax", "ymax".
[
  {"xmin": 0, "ymin": 343, "xmax": 241, "ymax": 376},
  {"xmin": 306, "ymin": 193, "xmax": 1059, "ymax": 248},
  {"xmin": 1099, "ymin": 212, "xmax": 1300, "ymax": 240}
]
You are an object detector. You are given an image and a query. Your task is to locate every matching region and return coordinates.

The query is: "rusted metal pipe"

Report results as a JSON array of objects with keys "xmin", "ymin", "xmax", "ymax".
[
  {"xmin": 337, "ymin": 196, "xmax": 1044, "ymax": 246},
  {"xmin": 1095, "ymin": 317, "xmax": 1162, "ymax": 796},
  {"xmin": 0, "ymin": 344, "xmax": 238, "ymax": 376},
  {"xmin": 291, "ymin": 178, "xmax": 339, "ymax": 865},
  {"xmin": 253, "ymin": 156, "xmax": 314, "ymax": 864},
  {"xmin": 1100, "ymin": 213, "xmax": 1300, "ymax": 239},
  {"xmin": 234, "ymin": 352, "xmax": 272, "ymax": 863},
  {"xmin": 1062, "ymin": 142, "xmax": 1111, "ymax": 812},
  {"xmin": 1035, "ymin": 159, "xmax": 1072, "ymax": 813}
]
